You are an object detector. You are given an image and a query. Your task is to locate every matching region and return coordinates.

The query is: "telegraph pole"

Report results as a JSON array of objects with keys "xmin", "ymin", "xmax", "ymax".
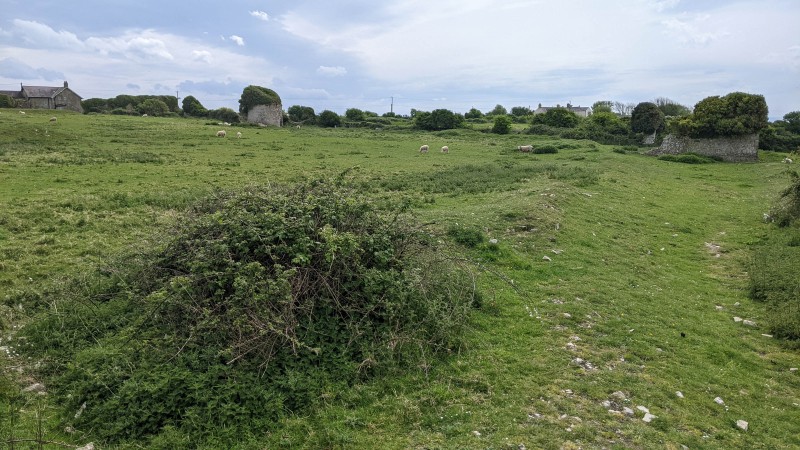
[{"xmin": 390, "ymin": 96, "xmax": 394, "ymax": 114}]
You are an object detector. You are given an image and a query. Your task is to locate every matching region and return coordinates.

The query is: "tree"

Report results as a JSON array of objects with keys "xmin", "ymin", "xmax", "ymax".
[
  {"xmin": 654, "ymin": 97, "xmax": 690, "ymax": 117},
  {"xmin": 510, "ymin": 106, "xmax": 532, "ymax": 118},
  {"xmin": 613, "ymin": 101, "xmax": 636, "ymax": 116},
  {"xmin": 208, "ymin": 107, "xmax": 240, "ymax": 123},
  {"xmin": 464, "ymin": 108, "xmax": 483, "ymax": 119},
  {"xmin": 488, "ymin": 104, "xmax": 507, "ymax": 116},
  {"xmin": 182, "ymin": 95, "xmax": 207, "ymax": 117},
  {"xmin": 673, "ymin": 92, "xmax": 768, "ymax": 138},
  {"xmin": 491, "ymin": 115, "xmax": 513, "ymax": 134},
  {"xmin": 345, "ymin": 108, "xmax": 365, "ymax": 121},
  {"xmin": 592, "ymin": 101, "xmax": 613, "ymax": 114},
  {"xmin": 587, "ymin": 112, "xmax": 628, "ymax": 135},
  {"xmin": 782, "ymin": 111, "xmax": 800, "ymax": 134},
  {"xmin": 239, "ymin": 85, "xmax": 281, "ymax": 115},
  {"xmin": 138, "ymin": 98, "xmax": 170, "ymax": 117},
  {"xmin": 630, "ymin": 102, "xmax": 664, "ymax": 134},
  {"xmin": 531, "ymin": 107, "xmax": 580, "ymax": 128},
  {"xmin": 81, "ymin": 98, "xmax": 108, "ymax": 113},
  {"xmin": 413, "ymin": 109, "xmax": 464, "ymax": 131},
  {"xmin": 287, "ymin": 105, "xmax": 316, "ymax": 124},
  {"xmin": 318, "ymin": 110, "xmax": 341, "ymax": 127}
]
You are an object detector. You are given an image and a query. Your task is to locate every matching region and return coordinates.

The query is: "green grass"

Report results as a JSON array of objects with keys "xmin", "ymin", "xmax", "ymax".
[{"xmin": 1, "ymin": 109, "xmax": 799, "ymax": 449}]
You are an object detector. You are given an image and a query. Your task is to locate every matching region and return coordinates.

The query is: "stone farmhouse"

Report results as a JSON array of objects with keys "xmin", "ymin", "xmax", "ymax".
[
  {"xmin": 534, "ymin": 103, "xmax": 590, "ymax": 118},
  {"xmin": 0, "ymin": 81, "xmax": 83, "ymax": 113}
]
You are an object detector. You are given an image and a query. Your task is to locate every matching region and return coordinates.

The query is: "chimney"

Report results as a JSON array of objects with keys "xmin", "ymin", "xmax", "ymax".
[{"xmin": 64, "ymin": 81, "xmax": 68, "ymax": 88}]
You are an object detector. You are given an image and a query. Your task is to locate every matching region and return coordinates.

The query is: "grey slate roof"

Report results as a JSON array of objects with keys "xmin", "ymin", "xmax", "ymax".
[{"xmin": 22, "ymin": 85, "xmax": 67, "ymax": 99}]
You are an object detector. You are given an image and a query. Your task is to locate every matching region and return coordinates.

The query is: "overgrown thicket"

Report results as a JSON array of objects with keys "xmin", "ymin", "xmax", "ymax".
[
  {"xmin": 749, "ymin": 171, "xmax": 800, "ymax": 343},
  {"xmin": 18, "ymin": 181, "xmax": 477, "ymax": 446}
]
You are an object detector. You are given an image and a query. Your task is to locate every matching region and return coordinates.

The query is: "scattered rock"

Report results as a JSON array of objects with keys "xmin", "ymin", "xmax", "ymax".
[
  {"xmin": 611, "ymin": 391, "xmax": 627, "ymax": 401},
  {"xmin": 489, "ymin": 238, "xmax": 498, "ymax": 245},
  {"xmin": 715, "ymin": 305, "xmax": 724, "ymax": 310},
  {"xmin": 743, "ymin": 320, "xmax": 757, "ymax": 327},
  {"xmin": 676, "ymin": 391, "xmax": 684, "ymax": 399},
  {"xmin": 714, "ymin": 397, "xmax": 725, "ymax": 405},
  {"xmin": 733, "ymin": 317, "xmax": 743, "ymax": 323},
  {"xmin": 23, "ymin": 383, "xmax": 46, "ymax": 393},
  {"xmin": 734, "ymin": 302, "xmax": 741, "ymax": 306},
  {"xmin": 551, "ymin": 249, "xmax": 564, "ymax": 254},
  {"xmin": 472, "ymin": 430, "xmax": 482, "ymax": 437},
  {"xmin": 601, "ymin": 400, "xmax": 612, "ymax": 408},
  {"xmin": 736, "ymin": 420, "xmax": 749, "ymax": 431},
  {"xmin": 623, "ymin": 407, "xmax": 634, "ymax": 416},
  {"xmin": 642, "ymin": 413, "xmax": 657, "ymax": 423},
  {"xmin": 636, "ymin": 406, "xmax": 650, "ymax": 414},
  {"xmin": 563, "ymin": 313, "xmax": 572, "ymax": 318},
  {"xmin": 569, "ymin": 335, "xmax": 582, "ymax": 342},
  {"xmin": 76, "ymin": 444, "xmax": 95, "ymax": 450},
  {"xmin": 542, "ymin": 255, "xmax": 552, "ymax": 262},
  {"xmin": 761, "ymin": 334, "xmax": 773, "ymax": 338},
  {"xmin": 608, "ymin": 409, "xmax": 623, "ymax": 416},
  {"xmin": 566, "ymin": 342, "xmax": 577, "ymax": 351},
  {"xmin": 789, "ymin": 368, "xmax": 798, "ymax": 372}
]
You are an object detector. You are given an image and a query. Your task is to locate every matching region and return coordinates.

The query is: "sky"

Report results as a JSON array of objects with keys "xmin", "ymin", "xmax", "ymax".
[{"xmin": 1, "ymin": 0, "xmax": 798, "ymax": 119}]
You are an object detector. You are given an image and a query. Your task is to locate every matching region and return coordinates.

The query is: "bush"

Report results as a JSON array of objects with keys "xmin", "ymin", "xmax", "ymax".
[
  {"xmin": 181, "ymin": 95, "xmax": 207, "ymax": 117},
  {"xmin": 238, "ymin": 85, "xmax": 281, "ymax": 115},
  {"xmin": 345, "ymin": 108, "xmax": 365, "ymax": 121},
  {"xmin": 287, "ymin": 105, "xmax": 316, "ymax": 124},
  {"xmin": 672, "ymin": 92, "xmax": 768, "ymax": 138},
  {"xmin": 138, "ymin": 98, "xmax": 170, "ymax": 117},
  {"xmin": 657, "ymin": 153, "xmax": 718, "ymax": 164},
  {"xmin": 749, "ymin": 228, "xmax": 800, "ymax": 342},
  {"xmin": 208, "ymin": 107, "xmax": 240, "ymax": 124},
  {"xmin": 769, "ymin": 170, "xmax": 800, "ymax": 227},
  {"xmin": 447, "ymin": 225, "xmax": 485, "ymax": 247},
  {"xmin": 631, "ymin": 102, "xmax": 664, "ymax": 134},
  {"xmin": 318, "ymin": 110, "xmax": 342, "ymax": 127},
  {"xmin": 532, "ymin": 145, "xmax": 558, "ymax": 154},
  {"xmin": 0, "ymin": 94, "xmax": 16, "ymax": 108},
  {"xmin": 18, "ymin": 181, "xmax": 477, "ymax": 446},
  {"xmin": 531, "ymin": 107, "xmax": 580, "ymax": 128},
  {"xmin": 414, "ymin": 109, "xmax": 465, "ymax": 131},
  {"xmin": 491, "ymin": 115, "xmax": 513, "ymax": 134}
]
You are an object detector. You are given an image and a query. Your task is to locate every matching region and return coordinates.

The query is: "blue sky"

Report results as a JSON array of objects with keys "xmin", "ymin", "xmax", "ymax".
[{"xmin": 1, "ymin": 0, "xmax": 798, "ymax": 119}]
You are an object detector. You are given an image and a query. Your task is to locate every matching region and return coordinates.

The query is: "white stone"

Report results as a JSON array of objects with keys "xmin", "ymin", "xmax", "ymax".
[
  {"xmin": 733, "ymin": 317, "xmax": 743, "ymax": 323},
  {"xmin": 489, "ymin": 238, "xmax": 498, "ymax": 245},
  {"xmin": 76, "ymin": 444, "xmax": 95, "ymax": 450},
  {"xmin": 472, "ymin": 430, "xmax": 482, "ymax": 437},
  {"xmin": 714, "ymin": 397, "xmax": 725, "ymax": 405},
  {"xmin": 623, "ymin": 407, "xmax": 634, "ymax": 416},
  {"xmin": 563, "ymin": 313, "xmax": 572, "ymax": 318},
  {"xmin": 23, "ymin": 383, "xmax": 46, "ymax": 393},
  {"xmin": 789, "ymin": 368, "xmax": 798, "ymax": 372},
  {"xmin": 611, "ymin": 391, "xmax": 627, "ymax": 400},
  {"xmin": 736, "ymin": 420, "xmax": 749, "ymax": 431},
  {"xmin": 676, "ymin": 391, "xmax": 684, "ymax": 398},
  {"xmin": 542, "ymin": 255, "xmax": 552, "ymax": 262},
  {"xmin": 642, "ymin": 413, "xmax": 657, "ymax": 423},
  {"xmin": 743, "ymin": 320, "xmax": 757, "ymax": 327},
  {"xmin": 601, "ymin": 400, "xmax": 612, "ymax": 408}
]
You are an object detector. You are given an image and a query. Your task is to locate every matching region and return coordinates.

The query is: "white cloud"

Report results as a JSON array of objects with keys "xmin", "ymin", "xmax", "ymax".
[
  {"xmin": 12, "ymin": 19, "xmax": 85, "ymax": 50},
  {"xmin": 250, "ymin": 10, "xmax": 270, "ymax": 21},
  {"xmin": 192, "ymin": 50, "xmax": 213, "ymax": 63},
  {"xmin": 317, "ymin": 65, "xmax": 347, "ymax": 77},
  {"xmin": 229, "ymin": 35, "xmax": 245, "ymax": 46}
]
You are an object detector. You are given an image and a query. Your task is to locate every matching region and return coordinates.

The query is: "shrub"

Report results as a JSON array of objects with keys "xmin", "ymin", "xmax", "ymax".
[
  {"xmin": 672, "ymin": 92, "xmax": 768, "ymax": 138},
  {"xmin": 532, "ymin": 144, "xmax": 558, "ymax": 154},
  {"xmin": 0, "ymin": 94, "xmax": 16, "ymax": 108},
  {"xmin": 208, "ymin": 107, "xmax": 240, "ymax": 123},
  {"xmin": 447, "ymin": 224, "xmax": 485, "ymax": 247},
  {"xmin": 345, "ymin": 108, "xmax": 365, "ymax": 121},
  {"xmin": 769, "ymin": 170, "xmax": 800, "ymax": 227},
  {"xmin": 630, "ymin": 102, "xmax": 664, "ymax": 134},
  {"xmin": 18, "ymin": 181, "xmax": 477, "ymax": 446},
  {"xmin": 287, "ymin": 105, "xmax": 316, "ymax": 124},
  {"xmin": 657, "ymin": 153, "xmax": 718, "ymax": 164},
  {"xmin": 531, "ymin": 107, "xmax": 580, "ymax": 128},
  {"xmin": 181, "ymin": 95, "xmax": 207, "ymax": 117},
  {"xmin": 318, "ymin": 110, "xmax": 342, "ymax": 127},
  {"xmin": 749, "ymin": 228, "xmax": 800, "ymax": 342},
  {"xmin": 414, "ymin": 109, "xmax": 465, "ymax": 131},
  {"xmin": 138, "ymin": 98, "xmax": 170, "ymax": 117},
  {"xmin": 491, "ymin": 115, "xmax": 513, "ymax": 134}
]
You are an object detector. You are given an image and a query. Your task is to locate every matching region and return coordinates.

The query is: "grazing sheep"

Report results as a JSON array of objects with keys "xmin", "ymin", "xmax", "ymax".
[
  {"xmin": 419, "ymin": 144, "xmax": 429, "ymax": 153},
  {"xmin": 49, "ymin": 116, "xmax": 57, "ymax": 122},
  {"xmin": 142, "ymin": 114, "xmax": 148, "ymax": 117},
  {"xmin": 783, "ymin": 157, "xmax": 794, "ymax": 164},
  {"xmin": 236, "ymin": 131, "xmax": 242, "ymax": 138},
  {"xmin": 216, "ymin": 130, "xmax": 227, "ymax": 137},
  {"xmin": 223, "ymin": 122, "xmax": 231, "ymax": 126},
  {"xmin": 441, "ymin": 145, "xmax": 449, "ymax": 153},
  {"xmin": 518, "ymin": 145, "xmax": 533, "ymax": 152},
  {"xmin": 296, "ymin": 125, "xmax": 301, "ymax": 129},
  {"xmin": 19, "ymin": 111, "xmax": 26, "ymax": 115}
]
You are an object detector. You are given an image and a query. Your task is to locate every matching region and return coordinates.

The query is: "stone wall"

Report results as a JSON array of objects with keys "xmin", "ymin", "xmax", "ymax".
[
  {"xmin": 648, "ymin": 134, "xmax": 759, "ymax": 162},
  {"xmin": 246, "ymin": 103, "xmax": 282, "ymax": 126}
]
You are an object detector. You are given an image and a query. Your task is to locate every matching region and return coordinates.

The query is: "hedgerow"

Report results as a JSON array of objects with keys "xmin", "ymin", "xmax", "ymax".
[{"xmin": 18, "ymin": 181, "xmax": 478, "ymax": 446}]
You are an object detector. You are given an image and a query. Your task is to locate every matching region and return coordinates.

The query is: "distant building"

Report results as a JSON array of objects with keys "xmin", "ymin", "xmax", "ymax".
[
  {"xmin": 533, "ymin": 103, "xmax": 590, "ymax": 118},
  {"xmin": 0, "ymin": 81, "xmax": 83, "ymax": 113}
]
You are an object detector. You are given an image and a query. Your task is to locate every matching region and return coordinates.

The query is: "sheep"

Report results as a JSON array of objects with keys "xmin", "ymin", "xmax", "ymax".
[
  {"xmin": 49, "ymin": 116, "xmax": 57, "ymax": 122},
  {"xmin": 783, "ymin": 157, "xmax": 794, "ymax": 164},
  {"xmin": 419, "ymin": 144, "xmax": 429, "ymax": 153},
  {"xmin": 441, "ymin": 145, "xmax": 449, "ymax": 153},
  {"xmin": 518, "ymin": 145, "xmax": 533, "ymax": 152},
  {"xmin": 296, "ymin": 125, "xmax": 301, "ymax": 129},
  {"xmin": 223, "ymin": 122, "xmax": 231, "ymax": 126},
  {"xmin": 142, "ymin": 114, "xmax": 147, "ymax": 117},
  {"xmin": 19, "ymin": 111, "xmax": 26, "ymax": 115},
  {"xmin": 216, "ymin": 130, "xmax": 227, "ymax": 137},
  {"xmin": 236, "ymin": 131, "xmax": 242, "ymax": 139}
]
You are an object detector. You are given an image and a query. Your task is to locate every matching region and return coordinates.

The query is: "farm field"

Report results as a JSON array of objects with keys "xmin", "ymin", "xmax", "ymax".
[{"xmin": 1, "ymin": 109, "xmax": 799, "ymax": 449}]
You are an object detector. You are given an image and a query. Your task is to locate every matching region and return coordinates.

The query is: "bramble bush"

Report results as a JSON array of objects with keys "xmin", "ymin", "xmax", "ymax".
[{"xmin": 18, "ymin": 181, "xmax": 478, "ymax": 446}]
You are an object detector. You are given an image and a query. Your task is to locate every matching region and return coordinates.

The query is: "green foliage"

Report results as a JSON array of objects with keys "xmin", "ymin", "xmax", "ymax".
[
  {"xmin": 510, "ymin": 106, "xmax": 531, "ymax": 117},
  {"xmin": 181, "ymin": 95, "xmax": 207, "ymax": 117},
  {"xmin": 672, "ymin": 92, "xmax": 768, "ymax": 138},
  {"xmin": 657, "ymin": 153, "xmax": 719, "ymax": 164},
  {"xmin": 488, "ymin": 104, "xmax": 507, "ymax": 116},
  {"xmin": 591, "ymin": 101, "xmax": 613, "ymax": 114},
  {"xmin": 138, "ymin": 98, "xmax": 170, "ymax": 117},
  {"xmin": 464, "ymin": 108, "xmax": 483, "ymax": 119},
  {"xmin": 630, "ymin": 102, "xmax": 664, "ymax": 134},
  {"xmin": 531, "ymin": 107, "xmax": 580, "ymax": 128},
  {"xmin": 345, "ymin": 108, "xmax": 365, "ymax": 121},
  {"xmin": 0, "ymin": 94, "xmax": 16, "ymax": 108},
  {"xmin": 654, "ymin": 97, "xmax": 691, "ymax": 117},
  {"xmin": 491, "ymin": 115, "xmax": 513, "ymax": 134},
  {"xmin": 532, "ymin": 144, "xmax": 558, "ymax": 154},
  {"xmin": 769, "ymin": 170, "xmax": 800, "ymax": 227},
  {"xmin": 238, "ymin": 85, "xmax": 281, "ymax": 115},
  {"xmin": 413, "ymin": 109, "xmax": 465, "ymax": 131},
  {"xmin": 18, "ymin": 181, "xmax": 476, "ymax": 445},
  {"xmin": 447, "ymin": 225, "xmax": 485, "ymax": 248},
  {"xmin": 784, "ymin": 111, "xmax": 800, "ymax": 134},
  {"xmin": 288, "ymin": 105, "xmax": 316, "ymax": 124},
  {"xmin": 318, "ymin": 110, "xmax": 342, "ymax": 127},
  {"xmin": 749, "ymin": 227, "xmax": 800, "ymax": 341},
  {"xmin": 208, "ymin": 107, "xmax": 240, "ymax": 123},
  {"xmin": 81, "ymin": 97, "xmax": 108, "ymax": 113}
]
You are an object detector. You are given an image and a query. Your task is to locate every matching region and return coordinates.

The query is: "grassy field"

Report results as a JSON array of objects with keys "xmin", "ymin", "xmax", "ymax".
[{"xmin": 1, "ymin": 109, "xmax": 798, "ymax": 449}]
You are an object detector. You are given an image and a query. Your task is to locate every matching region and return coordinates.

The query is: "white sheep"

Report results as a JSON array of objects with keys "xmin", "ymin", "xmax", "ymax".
[
  {"xmin": 518, "ymin": 145, "xmax": 533, "ymax": 152},
  {"xmin": 49, "ymin": 116, "xmax": 57, "ymax": 122},
  {"xmin": 419, "ymin": 144, "xmax": 429, "ymax": 153},
  {"xmin": 441, "ymin": 145, "xmax": 449, "ymax": 153},
  {"xmin": 19, "ymin": 111, "xmax": 26, "ymax": 115},
  {"xmin": 142, "ymin": 114, "xmax": 147, "ymax": 117},
  {"xmin": 223, "ymin": 122, "xmax": 231, "ymax": 126},
  {"xmin": 783, "ymin": 157, "xmax": 793, "ymax": 164},
  {"xmin": 236, "ymin": 131, "xmax": 242, "ymax": 138},
  {"xmin": 216, "ymin": 130, "xmax": 227, "ymax": 137}
]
